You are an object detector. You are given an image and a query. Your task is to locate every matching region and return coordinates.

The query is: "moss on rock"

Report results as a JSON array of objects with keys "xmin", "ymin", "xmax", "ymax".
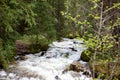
[{"xmin": 80, "ymin": 51, "xmax": 90, "ymax": 62}]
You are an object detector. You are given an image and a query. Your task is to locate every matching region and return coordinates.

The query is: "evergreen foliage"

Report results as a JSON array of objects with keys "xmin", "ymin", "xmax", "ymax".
[{"xmin": 0, "ymin": 0, "xmax": 36, "ymax": 69}]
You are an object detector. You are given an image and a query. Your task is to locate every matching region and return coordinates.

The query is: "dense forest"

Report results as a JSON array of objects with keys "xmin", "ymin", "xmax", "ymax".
[{"xmin": 0, "ymin": 0, "xmax": 120, "ymax": 80}]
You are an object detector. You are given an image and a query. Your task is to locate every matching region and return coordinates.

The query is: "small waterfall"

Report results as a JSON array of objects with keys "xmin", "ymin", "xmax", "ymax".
[{"xmin": 0, "ymin": 38, "xmax": 92, "ymax": 80}]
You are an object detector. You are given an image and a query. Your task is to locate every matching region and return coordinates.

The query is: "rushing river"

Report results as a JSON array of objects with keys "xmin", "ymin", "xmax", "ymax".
[{"xmin": 0, "ymin": 38, "xmax": 92, "ymax": 80}]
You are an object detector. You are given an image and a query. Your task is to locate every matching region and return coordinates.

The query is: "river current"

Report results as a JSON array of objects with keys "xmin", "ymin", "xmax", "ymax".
[{"xmin": 0, "ymin": 38, "xmax": 92, "ymax": 80}]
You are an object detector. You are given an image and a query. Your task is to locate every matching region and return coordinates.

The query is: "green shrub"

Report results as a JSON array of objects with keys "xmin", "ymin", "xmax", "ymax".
[{"xmin": 0, "ymin": 44, "xmax": 15, "ymax": 69}]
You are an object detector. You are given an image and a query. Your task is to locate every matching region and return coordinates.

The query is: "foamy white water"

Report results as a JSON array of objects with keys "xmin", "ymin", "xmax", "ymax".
[{"xmin": 0, "ymin": 38, "xmax": 92, "ymax": 80}]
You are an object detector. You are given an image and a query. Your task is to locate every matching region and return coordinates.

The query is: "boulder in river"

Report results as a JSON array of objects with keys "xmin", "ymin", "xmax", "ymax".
[
  {"xmin": 63, "ymin": 61, "xmax": 91, "ymax": 77},
  {"xmin": 80, "ymin": 51, "xmax": 90, "ymax": 62},
  {"xmin": 69, "ymin": 61, "xmax": 85, "ymax": 72}
]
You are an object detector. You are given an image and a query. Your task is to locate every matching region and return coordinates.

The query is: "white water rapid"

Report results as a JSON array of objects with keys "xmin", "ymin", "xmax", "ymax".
[{"xmin": 0, "ymin": 38, "xmax": 92, "ymax": 80}]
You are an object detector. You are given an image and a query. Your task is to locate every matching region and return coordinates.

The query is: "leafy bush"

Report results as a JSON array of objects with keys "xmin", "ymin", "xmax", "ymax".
[{"xmin": 0, "ymin": 45, "xmax": 15, "ymax": 69}]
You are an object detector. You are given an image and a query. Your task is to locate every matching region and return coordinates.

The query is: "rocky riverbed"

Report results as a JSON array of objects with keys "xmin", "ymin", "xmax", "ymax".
[{"xmin": 0, "ymin": 38, "xmax": 92, "ymax": 80}]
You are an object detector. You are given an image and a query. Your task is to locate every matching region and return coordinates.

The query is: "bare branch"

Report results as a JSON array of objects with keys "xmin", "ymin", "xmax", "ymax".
[
  {"xmin": 103, "ymin": 3, "xmax": 120, "ymax": 14},
  {"xmin": 103, "ymin": 11, "xmax": 117, "ymax": 23}
]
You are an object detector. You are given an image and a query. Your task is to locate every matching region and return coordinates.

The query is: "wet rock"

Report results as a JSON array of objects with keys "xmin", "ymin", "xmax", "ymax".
[
  {"xmin": 15, "ymin": 55, "xmax": 28, "ymax": 60},
  {"xmin": 69, "ymin": 47, "xmax": 77, "ymax": 52},
  {"xmin": 69, "ymin": 61, "xmax": 85, "ymax": 72},
  {"xmin": 63, "ymin": 61, "xmax": 89, "ymax": 73},
  {"xmin": 55, "ymin": 75, "xmax": 61, "ymax": 80},
  {"xmin": 80, "ymin": 51, "xmax": 90, "ymax": 62},
  {"xmin": 83, "ymin": 71, "xmax": 91, "ymax": 77},
  {"xmin": 39, "ymin": 51, "xmax": 46, "ymax": 56},
  {"xmin": 34, "ymin": 51, "xmax": 46, "ymax": 57},
  {"xmin": 62, "ymin": 61, "xmax": 91, "ymax": 78}
]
